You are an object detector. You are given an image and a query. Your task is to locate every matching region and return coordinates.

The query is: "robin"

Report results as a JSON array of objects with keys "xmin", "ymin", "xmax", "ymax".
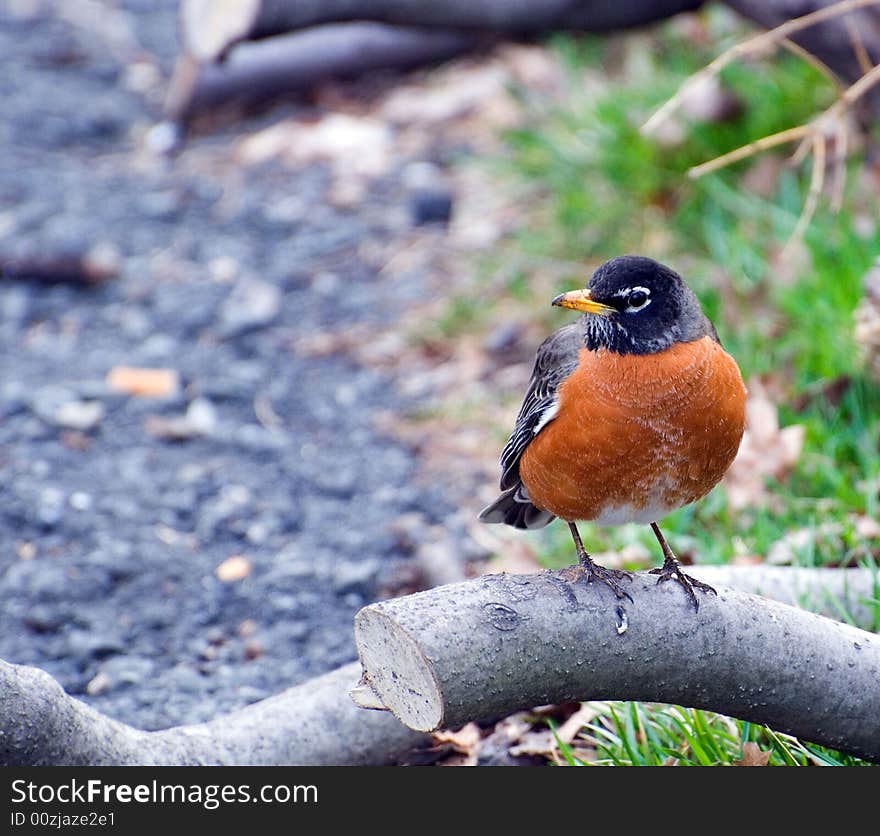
[{"xmin": 479, "ymin": 255, "xmax": 747, "ymax": 609}]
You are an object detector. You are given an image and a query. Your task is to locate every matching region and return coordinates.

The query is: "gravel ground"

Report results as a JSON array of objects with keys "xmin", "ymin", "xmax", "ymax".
[{"xmin": 0, "ymin": 2, "xmax": 462, "ymax": 730}]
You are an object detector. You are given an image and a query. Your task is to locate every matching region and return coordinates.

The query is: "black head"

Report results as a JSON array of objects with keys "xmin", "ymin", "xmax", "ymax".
[{"xmin": 552, "ymin": 255, "xmax": 716, "ymax": 355}]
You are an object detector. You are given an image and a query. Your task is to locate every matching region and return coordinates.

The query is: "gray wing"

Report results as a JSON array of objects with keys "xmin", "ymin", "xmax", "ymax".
[
  {"xmin": 499, "ymin": 322, "xmax": 582, "ymax": 489},
  {"xmin": 479, "ymin": 323, "xmax": 582, "ymax": 529}
]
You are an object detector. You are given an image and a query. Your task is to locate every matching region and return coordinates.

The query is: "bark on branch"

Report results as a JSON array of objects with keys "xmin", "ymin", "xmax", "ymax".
[
  {"xmin": 353, "ymin": 569, "xmax": 880, "ymax": 761},
  {"xmin": 0, "ymin": 661, "xmax": 425, "ymax": 766}
]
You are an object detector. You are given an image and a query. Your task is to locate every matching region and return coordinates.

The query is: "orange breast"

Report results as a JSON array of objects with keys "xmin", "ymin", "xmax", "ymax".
[{"xmin": 519, "ymin": 336, "xmax": 746, "ymax": 525}]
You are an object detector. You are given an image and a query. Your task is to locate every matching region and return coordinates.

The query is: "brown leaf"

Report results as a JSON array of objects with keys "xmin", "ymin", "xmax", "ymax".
[
  {"xmin": 724, "ymin": 379, "xmax": 805, "ymax": 510},
  {"xmin": 107, "ymin": 366, "xmax": 180, "ymax": 399},
  {"xmin": 734, "ymin": 742, "xmax": 771, "ymax": 766},
  {"xmin": 509, "ymin": 704, "xmax": 603, "ymax": 758},
  {"xmin": 432, "ymin": 722, "xmax": 482, "ymax": 756}
]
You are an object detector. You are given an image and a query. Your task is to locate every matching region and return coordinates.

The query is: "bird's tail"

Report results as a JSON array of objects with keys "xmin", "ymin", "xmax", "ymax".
[{"xmin": 478, "ymin": 484, "xmax": 555, "ymax": 530}]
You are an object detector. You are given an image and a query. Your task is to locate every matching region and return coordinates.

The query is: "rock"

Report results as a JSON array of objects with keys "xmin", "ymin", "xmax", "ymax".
[
  {"xmin": 66, "ymin": 629, "xmax": 124, "ymax": 660},
  {"xmin": 52, "ymin": 399, "xmax": 105, "ymax": 431},
  {"xmin": 217, "ymin": 277, "xmax": 282, "ymax": 338},
  {"xmin": 404, "ymin": 162, "xmax": 454, "ymax": 227},
  {"xmin": 410, "ymin": 187, "xmax": 454, "ymax": 226},
  {"xmin": 215, "ymin": 555, "xmax": 252, "ymax": 583},
  {"xmin": 144, "ymin": 120, "xmax": 182, "ymax": 156},
  {"xmin": 331, "ymin": 558, "xmax": 380, "ymax": 593},
  {"xmin": 144, "ymin": 397, "xmax": 218, "ymax": 441}
]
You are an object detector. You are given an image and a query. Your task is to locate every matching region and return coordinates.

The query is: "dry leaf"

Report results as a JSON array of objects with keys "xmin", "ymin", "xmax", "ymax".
[
  {"xmin": 432, "ymin": 722, "xmax": 482, "ymax": 753},
  {"xmin": 215, "ymin": 555, "xmax": 252, "ymax": 582},
  {"xmin": 734, "ymin": 742, "xmax": 772, "ymax": 766},
  {"xmin": 107, "ymin": 366, "xmax": 180, "ymax": 399},
  {"xmin": 724, "ymin": 379, "xmax": 805, "ymax": 510},
  {"xmin": 509, "ymin": 704, "xmax": 603, "ymax": 758}
]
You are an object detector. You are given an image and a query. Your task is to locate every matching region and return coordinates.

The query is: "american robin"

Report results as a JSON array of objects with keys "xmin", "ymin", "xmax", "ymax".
[{"xmin": 479, "ymin": 255, "xmax": 747, "ymax": 609}]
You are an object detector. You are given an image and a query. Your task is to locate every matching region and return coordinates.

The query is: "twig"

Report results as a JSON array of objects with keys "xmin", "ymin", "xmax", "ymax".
[
  {"xmin": 779, "ymin": 36, "xmax": 844, "ymax": 90},
  {"xmin": 687, "ymin": 124, "xmax": 809, "ymax": 179},
  {"xmin": 786, "ymin": 128, "xmax": 827, "ymax": 252},
  {"xmin": 830, "ymin": 111, "xmax": 850, "ymax": 211},
  {"xmin": 642, "ymin": 0, "xmax": 880, "ymax": 136},
  {"xmin": 844, "ymin": 13, "xmax": 874, "ymax": 75},
  {"xmin": 679, "ymin": 32, "xmax": 880, "ymax": 248}
]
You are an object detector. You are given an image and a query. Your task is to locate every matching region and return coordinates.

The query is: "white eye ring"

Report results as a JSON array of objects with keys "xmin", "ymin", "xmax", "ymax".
[{"xmin": 623, "ymin": 286, "xmax": 651, "ymax": 312}]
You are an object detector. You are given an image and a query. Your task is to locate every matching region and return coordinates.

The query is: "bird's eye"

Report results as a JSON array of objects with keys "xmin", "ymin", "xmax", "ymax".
[{"xmin": 627, "ymin": 289, "xmax": 649, "ymax": 309}]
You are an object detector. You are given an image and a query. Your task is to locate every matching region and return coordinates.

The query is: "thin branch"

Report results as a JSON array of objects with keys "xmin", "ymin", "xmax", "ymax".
[
  {"xmin": 643, "ymin": 0, "xmax": 880, "ymax": 136},
  {"xmin": 830, "ymin": 111, "xmax": 850, "ymax": 211},
  {"xmin": 787, "ymin": 128, "xmax": 827, "ymax": 251},
  {"xmin": 840, "ymin": 56, "xmax": 880, "ymax": 104},
  {"xmin": 688, "ymin": 124, "xmax": 809, "ymax": 179},
  {"xmin": 844, "ymin": 12, "xmax": 874, "ymax": 75},
  {"xmin": 779, "ymin": 36, "xmax": 844, "ymax": 91}
]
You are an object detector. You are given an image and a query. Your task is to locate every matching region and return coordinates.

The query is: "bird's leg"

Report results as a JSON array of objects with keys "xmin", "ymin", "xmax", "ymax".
[
  {"xmin": 567, "ymin": 522, "xmax": 633, "ymax": 602},
  {"xmin": 648, "ymin": 522, "xmax": 716, "ymax": 611}
]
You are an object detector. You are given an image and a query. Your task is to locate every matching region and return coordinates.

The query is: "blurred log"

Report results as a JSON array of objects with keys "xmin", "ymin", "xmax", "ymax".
[
  {"xmin": 179, "ymin": 0, "xmax": 705, "ymax": 62},
  {"xmin": 166, "ymin": 24, "xmax": 482, "ymax": 121},
  {"xmin": 353, "ymin": 570, "xmax": 880, "ymax": 761}
]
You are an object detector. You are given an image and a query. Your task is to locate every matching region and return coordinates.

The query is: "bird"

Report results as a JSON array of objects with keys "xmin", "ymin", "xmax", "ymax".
[{"xmin": 479, "ymin": 255, "xmax": 747, "ymax": 609}]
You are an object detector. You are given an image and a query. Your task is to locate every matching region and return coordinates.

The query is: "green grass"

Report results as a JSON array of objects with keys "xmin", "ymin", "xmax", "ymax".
[
  {"xmin": 550, "ymin": 703, "xmax": 869, "ymax": 766},
  {"xmin": 472, "ymin": 13, "xmax": 880, "ymax": 766}
]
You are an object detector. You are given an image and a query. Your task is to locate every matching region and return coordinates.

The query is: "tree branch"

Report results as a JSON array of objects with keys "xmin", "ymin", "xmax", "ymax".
[
  {"xmin": 353, "ymin": 570, "xmax": 880, "ymax": 761},
  {"xmin": 687, "ymin": 564, "xmax": 879, "ymax": 630},
  {"xmin": 166, "ymin": 24, "xmax": 483, "ymax": 122},
  {"xmin": 0, "ymin": 661, "xmax": 425, "ymax": 766},
  {"xmin": 179, "ymin": 0, "xmax": 706, "ymax": 61}
]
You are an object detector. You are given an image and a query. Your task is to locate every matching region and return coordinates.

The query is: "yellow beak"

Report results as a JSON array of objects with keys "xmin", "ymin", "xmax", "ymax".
[{"xmin": 551, "ymin": 288, "xmax": 615, "ymax": 316}]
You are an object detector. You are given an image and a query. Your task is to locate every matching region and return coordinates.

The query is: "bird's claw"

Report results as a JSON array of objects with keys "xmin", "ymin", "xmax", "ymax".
[
  {"xmin": 581, "ymin": 561, "xmax": 634, "ymax": 603},
  {"xmin": 650, "ymin": 559, "xmax": 716, "ymax": 611}
]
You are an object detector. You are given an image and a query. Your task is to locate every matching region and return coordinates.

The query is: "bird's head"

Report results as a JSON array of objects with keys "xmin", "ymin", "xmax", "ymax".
[{"xmin": 552, "ymin": 255, "xmax": 714, "ymax": 355}]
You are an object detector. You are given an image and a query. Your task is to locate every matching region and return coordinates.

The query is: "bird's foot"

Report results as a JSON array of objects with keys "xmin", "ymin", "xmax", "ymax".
[
  {"xmin": 578, "ymin": 556, "xmax": 634, "ymax": 602},
  {"xmin": 649, "ymin": 557, "xmax": 716, "ymax": 611}
]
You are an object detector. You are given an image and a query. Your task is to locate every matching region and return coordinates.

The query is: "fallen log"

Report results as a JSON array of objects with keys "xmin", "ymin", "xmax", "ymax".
[
  {"xmin": 0, "ymin": 661, "xmax": 425, "ymax": 766},
  {"xmin": 180, "ymin": 0, "xmax": 705, "ymax": 62},
  {"xmin": 353, "ymin": 569, "xmax": 880, "ymax": 761},
  {"xmin": 166, "ymin": 23, "xmax": 483, "ymax": 122}
]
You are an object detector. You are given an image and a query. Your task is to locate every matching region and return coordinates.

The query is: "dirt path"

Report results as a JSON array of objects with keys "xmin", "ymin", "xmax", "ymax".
[{"xmin": 0, "ymin": 1, "xmax": 460, "ymax": 729}]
